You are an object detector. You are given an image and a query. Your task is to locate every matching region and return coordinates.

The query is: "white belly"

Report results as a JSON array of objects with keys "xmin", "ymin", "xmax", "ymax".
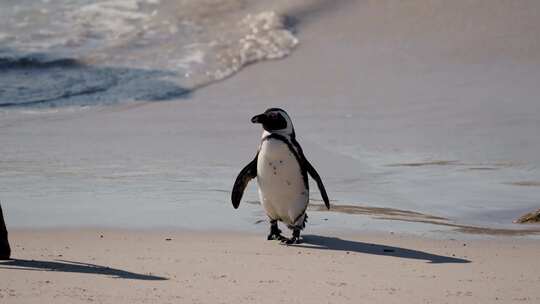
[{"xmin": 257, "ymin": 138, "xmax": 309, "ymax": 226}]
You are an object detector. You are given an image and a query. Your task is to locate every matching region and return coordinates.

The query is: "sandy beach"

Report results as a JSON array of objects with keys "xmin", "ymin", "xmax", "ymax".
[
  {"xmin": 1, "ymin": 0, "xmax": 540, "ymax": 302},
  {"xmin": 1, "ymin": 229, "xmax": 540, "ymax": 303}
]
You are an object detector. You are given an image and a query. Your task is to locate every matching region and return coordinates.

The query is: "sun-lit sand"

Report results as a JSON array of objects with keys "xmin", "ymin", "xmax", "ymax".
[{"xmin": 1, "ymin": 229, "xmax": 540, "ymax": 303}]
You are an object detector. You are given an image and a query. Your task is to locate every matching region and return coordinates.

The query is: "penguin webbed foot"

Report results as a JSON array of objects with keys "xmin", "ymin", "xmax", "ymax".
[
  {"xmin": 281, "ymin": 228, "xmax": 302, "ymax": 245},
  {"xmin": 267, "ymin": 220, "xmax": 287, "ymax": 241},
  {"xmin": 267, "ymin": 233, "xmax": 288, "ymax": 241},
  {"xmin": 281, "ymin": 237, "xmax": 302, "ymax": 245}
]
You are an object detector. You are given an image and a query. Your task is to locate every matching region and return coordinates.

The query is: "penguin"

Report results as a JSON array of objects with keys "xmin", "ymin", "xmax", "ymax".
[
  {"xmin": 0, "ymin": 203, "xmax": 10, "ymax": 260},
  {"xmin": 231, "ymin": 108, "xmax": 330, "ymax": 244}
]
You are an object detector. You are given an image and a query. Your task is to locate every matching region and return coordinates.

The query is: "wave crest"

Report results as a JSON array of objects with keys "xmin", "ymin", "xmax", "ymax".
[
  {"xmin": 0, "ymin": 1, "xmax": 298, "ymax": 107},
  {"xmin": 210, "ymin": 11, "xmax": 298, "ymax": 81}
]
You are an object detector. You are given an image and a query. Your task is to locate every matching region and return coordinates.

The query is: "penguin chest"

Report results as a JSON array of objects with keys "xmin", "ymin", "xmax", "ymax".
[{"xmin": 257, "ymin": 138, "xmax": 308, "ymax": 224}]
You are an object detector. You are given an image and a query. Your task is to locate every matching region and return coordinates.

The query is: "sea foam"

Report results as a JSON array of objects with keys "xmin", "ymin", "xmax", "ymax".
[{"xmin": 0, "ymin": 0, "xmax": 298, "ymax": 108}]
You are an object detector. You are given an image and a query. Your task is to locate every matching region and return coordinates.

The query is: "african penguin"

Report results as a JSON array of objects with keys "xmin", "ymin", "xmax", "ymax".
[{"xmin": 232, "ymin": 108, "xmax": 330, "ymax": 244}]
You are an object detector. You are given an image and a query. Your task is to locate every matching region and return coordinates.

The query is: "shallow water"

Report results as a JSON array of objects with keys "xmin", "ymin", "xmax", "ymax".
[{"xmin": 1, "ymin": 0, "xmax": 540, "ymax": 237}]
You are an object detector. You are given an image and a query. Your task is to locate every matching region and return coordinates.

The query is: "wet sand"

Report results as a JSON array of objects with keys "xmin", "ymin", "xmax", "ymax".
[{"xmin": 3, "ymin": 0, "xmax": 540, "ymax": 232}]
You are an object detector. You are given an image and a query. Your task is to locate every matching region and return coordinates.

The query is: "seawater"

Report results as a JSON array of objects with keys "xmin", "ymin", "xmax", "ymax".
[{"xmin": 0, "ymin": 0, "xmax": 298, "ymax": 107}]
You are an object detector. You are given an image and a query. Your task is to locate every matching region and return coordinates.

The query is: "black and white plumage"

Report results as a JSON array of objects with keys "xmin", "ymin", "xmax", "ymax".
[{"xmin": 232, "ymin": 108, "xmax": 330, "ymax": 244}]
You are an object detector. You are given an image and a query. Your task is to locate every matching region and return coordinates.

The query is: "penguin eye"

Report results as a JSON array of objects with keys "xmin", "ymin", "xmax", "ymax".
[{"xmin": 268, "ymin": 112, "xmax": 277, "ymax": 119}]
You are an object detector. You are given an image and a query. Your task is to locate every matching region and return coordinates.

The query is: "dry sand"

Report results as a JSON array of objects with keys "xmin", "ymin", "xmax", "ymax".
[{"xmin": 1, "ymin": 229, "xmax": 540, "ymax": 304}]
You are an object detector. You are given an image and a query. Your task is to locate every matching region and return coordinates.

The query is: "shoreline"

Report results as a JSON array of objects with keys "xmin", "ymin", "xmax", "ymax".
[{"xmin": 5, "ymin": 202, "xmax": 540, "ymax": 239}]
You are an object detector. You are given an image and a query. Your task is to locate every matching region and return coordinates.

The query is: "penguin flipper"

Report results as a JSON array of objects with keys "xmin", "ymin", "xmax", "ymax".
[
  {"xmin": 231, "ymin": 154, "xmax": 258, "ymax": 209},
  {"xmin": 305, "ymin": 160, "xmax": 330, "ymax": 210}
]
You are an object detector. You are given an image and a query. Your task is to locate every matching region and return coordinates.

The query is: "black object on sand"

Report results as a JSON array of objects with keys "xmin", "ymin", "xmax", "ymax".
[{"xmin": 0, "ymin": 203, "xmax": 11, "ymax": 260}]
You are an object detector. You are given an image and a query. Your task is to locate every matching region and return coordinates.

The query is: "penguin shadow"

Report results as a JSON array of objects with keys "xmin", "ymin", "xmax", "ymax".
[
  {"xmin": 0, "ymin": 259, "xmax": 167, "ymax": 280},
  {"xmin": 294, "ymin": 235, "xmax": 471, "ymax": 264}
]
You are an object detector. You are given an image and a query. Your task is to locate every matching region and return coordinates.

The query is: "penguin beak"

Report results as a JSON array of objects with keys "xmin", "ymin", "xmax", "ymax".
[{"xmin": 251, "ymin": 113, "xmax": 265, "ymax": 124}]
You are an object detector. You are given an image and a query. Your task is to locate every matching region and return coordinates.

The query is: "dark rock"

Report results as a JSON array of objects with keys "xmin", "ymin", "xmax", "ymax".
[{"xmin": 514, "ymin": 209, "xmax": 540, "ymax": 224}]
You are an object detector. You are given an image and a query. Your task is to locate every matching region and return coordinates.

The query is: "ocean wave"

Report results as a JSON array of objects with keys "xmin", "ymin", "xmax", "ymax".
[
  {"xmin": 208, "ymin": 11, "xmax": 298, "ymax": 81},
  {"xmin": 0, "ymin": 55, "xmax": 79, "ymax": 69},
  {"xmin": 0, "ymin": 0, "xmax": 298, "ymax": 108},
  {"xmin": 0, "ymin": 53, "xmax": 190, "ymax": 108}
]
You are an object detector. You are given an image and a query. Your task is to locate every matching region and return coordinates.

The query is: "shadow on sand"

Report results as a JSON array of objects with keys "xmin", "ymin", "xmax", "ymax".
[
  {"xmin": 0, "ymin": 259, "xmax": 167, "ymax": 280},
  {"xmin": 294, "ymin": 235, "xmax": 470, "ymax": 264}
]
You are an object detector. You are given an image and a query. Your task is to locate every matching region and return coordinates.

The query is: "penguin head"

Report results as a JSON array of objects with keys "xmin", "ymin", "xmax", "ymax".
[{"xmin": 251, "ymin": 108, "xmax": 295, "ymax": 136}]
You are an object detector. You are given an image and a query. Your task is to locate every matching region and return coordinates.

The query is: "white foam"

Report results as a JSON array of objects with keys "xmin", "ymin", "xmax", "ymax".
[
  {"xmin": 240, "ymin": 12, "xmax": 298, "ymax": 62},
  {"xmin": 175, "ymin": 49, "xmax": 205, "ymax": 69},
  {"xmin": 72, "ymin": 0, "xmax": 150, "ymax": 42},
  {"xmin": 208, "ymin": 11, "xmax": 298, "ymax": 83},
  {"xmin": 0, "ymin": 0, "xmax": 300, "ymax": 105}
]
